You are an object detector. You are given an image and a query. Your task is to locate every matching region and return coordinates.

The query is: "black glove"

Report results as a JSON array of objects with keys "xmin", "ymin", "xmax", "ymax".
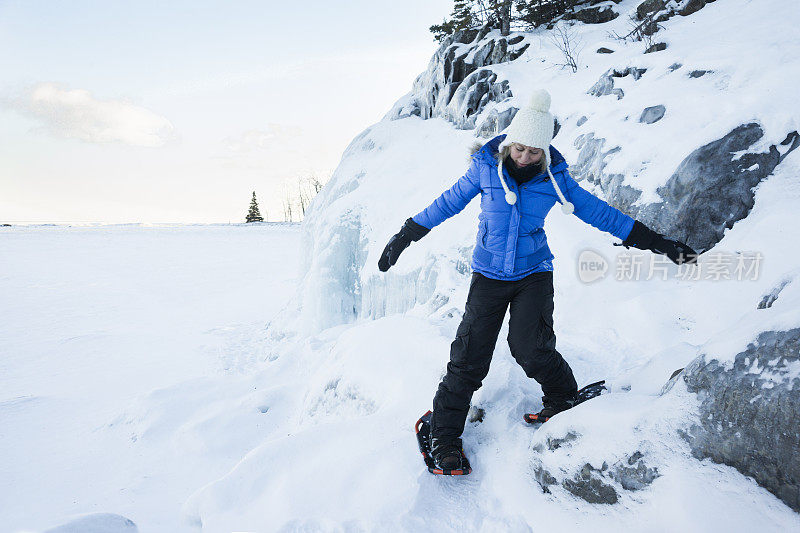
[
  {"xmin": 378, "ymin": 218, "xmax": 430, "ymax": 272},
  {"xmin": 621, "ymin": 220, "xmax": 699, "ymax": 265}
]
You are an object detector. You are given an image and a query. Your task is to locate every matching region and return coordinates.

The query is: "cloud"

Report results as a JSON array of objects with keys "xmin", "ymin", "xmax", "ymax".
[
  {"xmin": 223, "ymin": 124, "xmax": 303, "ymax": 153},
  {"xmin": 12, "ymin": 83, "xmax": 174, "ymax": 147}
]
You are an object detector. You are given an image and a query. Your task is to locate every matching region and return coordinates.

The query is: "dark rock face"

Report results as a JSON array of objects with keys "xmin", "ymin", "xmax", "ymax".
[
  {"xmin": 563, "ymin": 6, "xmax": 619, "ymax": 25},
  {"xmin": 476, "ymin": 106, "xmax": 518, "ymax": 138},
  {"xmin": 639, "ymin": 105, "xmax": 666, "ymax": 124},
  {"xmin": 668, "ymin": 62, "xmax": 683, "ymax": 71},
  {"xmin": 644, "ymin": 42, "xmax": 667, "ymax": 53},
  {"xmin": 588, "ymin": 73, "xmax": 623, "ymax": 99},
  {"xmin": 562, "ymin": 465, "xmax": 619, "ymax": 504},
  {"xmin": 387, "ymin": 32, "xmax": 529, "ymax": 129},
  {"xmin": 546, "ymin": 431, "xmax": 579, "ymax": 450},
  {"xmin": 573, "ymin": 132, "xmax": 641, "ymax": 213},
  {"xmin": 680, "ymin": 0, "xmax": 707, "ymax": 16},
  {"xmin": 637, "ymin": 0, "xmax": 666, "ymax": 20},
  {"xmin": 637, "ymin": 0, "xmax": 712, "ymax": 23},
  {"xmin": 645, "ymin": 124, "xmax": 799, "ymax": 251},
  {"xmin": 597, "ymin": 47, "xmax": 615, "ymax": 54},
  {"xmin": 679, "ymin": 328, "xmax": 800, "ymax": 512},
  {"xmin": 689, "ymin": 69, "xmax": 712, "ymax": 78},
  {"xmin": 588, "ymin": 67, "xmax": 647, "ymax": 99},
  {"xmin": 612, "ymin": 454, "xmax": 660, "ymax": 490},
  {"xmin": 452, "ymin": 29, "xmax": 480, "ymax": 44},
  {"xmin": 641, "ymin": 19, "xmax": 660, "ymax": 36},
  {"xmin": 577, "ymin": 124, "xmax": 800, "ymax": 252},
  {"xmin": 453, "ymin": 69, "xmax": 513, "ymax": 129},
  {"xmin": 533, "ymin": 440, "xmax": 660, "ymax": 505}
]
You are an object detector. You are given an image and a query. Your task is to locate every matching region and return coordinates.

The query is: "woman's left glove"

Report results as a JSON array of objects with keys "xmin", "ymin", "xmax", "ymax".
[
  {"xmin": 621, "ymin": 220, "xmax": 699, "ymax": 265},
  {"xmin": 378, "ymin": 218, "xmax": 430, "ymax": 272}
]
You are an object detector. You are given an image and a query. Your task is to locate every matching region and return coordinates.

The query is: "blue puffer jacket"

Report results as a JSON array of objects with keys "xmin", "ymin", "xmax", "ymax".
[{"xmin": 412, "ymin": 134, "xmax": 635, "ymax": 281}]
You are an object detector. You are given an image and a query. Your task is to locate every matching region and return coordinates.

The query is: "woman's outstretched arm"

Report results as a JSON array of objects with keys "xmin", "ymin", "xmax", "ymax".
[
  {"xmin": 559, "ymin": 168, "xmax": 698, "ymax": 264},
  {"xmin": 558, "ymin": 168, "xmax": 634, "ymax": 241},
  {"xmin": 378, "ymin": 159, "xmax": 482, "ymax": 272}
]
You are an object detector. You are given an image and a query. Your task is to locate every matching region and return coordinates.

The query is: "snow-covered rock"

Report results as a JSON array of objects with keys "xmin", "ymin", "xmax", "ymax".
[
  {"xmin": 385, "ymin": 29, "xmax": 531, "ymax": 130},
  {"xmin": 675, "ymin": 327, "xmax": 800, "ymax": 512},
  {"xmin": 579, "ymin": 122, "xmax": 800, "ymax": 251}
]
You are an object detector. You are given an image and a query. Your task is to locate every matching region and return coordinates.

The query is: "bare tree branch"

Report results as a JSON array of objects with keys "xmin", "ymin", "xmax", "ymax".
[{"xmin": 549, "ymin": 22, "xmax": 583, "ymax": 73}]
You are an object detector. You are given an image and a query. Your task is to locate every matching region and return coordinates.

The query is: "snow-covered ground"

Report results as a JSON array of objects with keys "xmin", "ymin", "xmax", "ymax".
[
  {"xmin": 0, "ymin": 224, "xmax": 301, "ymax": 532},
  {"xmin": 4, "ymin": 0, "xmax": 800, "ymax": 531},
  {"xmin": 182, "ymin": 127, "xmax": 800, "ymax": 532},
  {"xmin": 3, "ymin": 198, "xmax": 800, "ymax": 531}
]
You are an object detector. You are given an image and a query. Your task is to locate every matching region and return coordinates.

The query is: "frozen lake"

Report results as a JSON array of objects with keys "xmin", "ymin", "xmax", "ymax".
[{"xmin": 0, "ymin": 224, "xmax": 302, "ymax": 532}]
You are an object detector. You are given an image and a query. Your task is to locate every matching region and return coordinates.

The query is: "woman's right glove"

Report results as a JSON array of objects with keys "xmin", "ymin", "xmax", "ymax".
[
  {"xmin": 621, "ymin": 220, "xmax": 699, "ymax": 265},
  {"xmin": 378, "ymin": 218, "xmax": 430, "ymax": 272}
]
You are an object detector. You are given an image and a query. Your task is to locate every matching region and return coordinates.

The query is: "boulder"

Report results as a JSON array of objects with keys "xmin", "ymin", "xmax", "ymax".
[
  {"xmin": 587, "ymin": 67, "xmax": 646, "ymax": 99},
  {"xmin": 563, "ymin": 6, "xmax": 619, "ymax": 25},
  {"xmin": 533, "ymin": 441, "xmax": 660, "ymax": 505},
  {"xmin": 639, "ymin": 104, "xmax": 666, "ymax": 124},
  {"xmin": 676, "ymin": 328, "xmax": 800, "ymax": 512},
  {"xmin": 644, "ymin": 42, "xmax": 667, "ymax": 53},
  {"xmin": 680, "ymin": 0, "xmax": 707, "ymax": 16},
  {"xmin": 637, "ymin": 0, "xmax": 712, "ymax": 23},
  {"xmin": 636, "ymin": 0, "xmax": 666, "ymax": 21},
  {"xmin": 641, "ymin": 19, "xmax": 660, "ymax": 36}
]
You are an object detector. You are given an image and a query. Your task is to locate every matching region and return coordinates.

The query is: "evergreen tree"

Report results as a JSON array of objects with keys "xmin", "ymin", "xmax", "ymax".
[
  {"xmin": 245, "ymin": 191, "xmax": 264, "ymax": 223},
  {"xmin": 516, "ymin": 0, "xmax": 579, "ymax": 29},
  {"xmin": 430, "ymin": 0, "xmax": 482, "ymax": 42},
  {"xmin": 430, "ymin": 1, "xmax": 583, "ymax": 41},
  {"xmin": 430, "ymin": 1, "xmax": 516, "ymax": 42}
]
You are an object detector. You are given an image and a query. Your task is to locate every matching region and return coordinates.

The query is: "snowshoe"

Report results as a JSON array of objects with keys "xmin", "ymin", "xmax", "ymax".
[
  {"xmin": 523, "ymin": 380, "xmax": 607, "ymax": 424},
  {"xmin": 415, "ymin": 410, "xmax": 472, "ymax": 475}
]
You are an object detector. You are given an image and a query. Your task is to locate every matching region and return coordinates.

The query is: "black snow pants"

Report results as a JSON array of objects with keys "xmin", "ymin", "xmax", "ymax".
[{"xmin": 430, "ymin": 270, "xmax": 578, "ymax": 441}]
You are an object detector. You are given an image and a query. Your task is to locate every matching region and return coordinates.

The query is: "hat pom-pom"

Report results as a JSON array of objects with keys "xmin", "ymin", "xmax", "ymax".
[{"xmin": 529, "ymin": 89, "xmax": 551, "ymax": 112}]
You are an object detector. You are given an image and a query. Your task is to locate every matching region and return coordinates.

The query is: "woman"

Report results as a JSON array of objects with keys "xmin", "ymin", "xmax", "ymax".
[{"xmin": 378, "ymin": 89, "xmax": 697, "ymax": 473}]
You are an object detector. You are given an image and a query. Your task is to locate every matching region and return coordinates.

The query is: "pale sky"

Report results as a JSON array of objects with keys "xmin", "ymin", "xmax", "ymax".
[{"xmin": 0, "ymin": 0, "xmax": 452, "ymax": 223}]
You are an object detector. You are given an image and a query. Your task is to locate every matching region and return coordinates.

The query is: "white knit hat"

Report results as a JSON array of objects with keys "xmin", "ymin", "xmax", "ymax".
[{"xmin": 497, "ymin": 89, "xmax": 574, "ymax": 214}]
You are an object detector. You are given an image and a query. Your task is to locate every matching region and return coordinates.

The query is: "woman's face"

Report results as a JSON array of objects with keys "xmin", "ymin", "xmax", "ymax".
[{"xmin": 510, "ymin": 143, "xmax": 544, "ymax": 167}]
